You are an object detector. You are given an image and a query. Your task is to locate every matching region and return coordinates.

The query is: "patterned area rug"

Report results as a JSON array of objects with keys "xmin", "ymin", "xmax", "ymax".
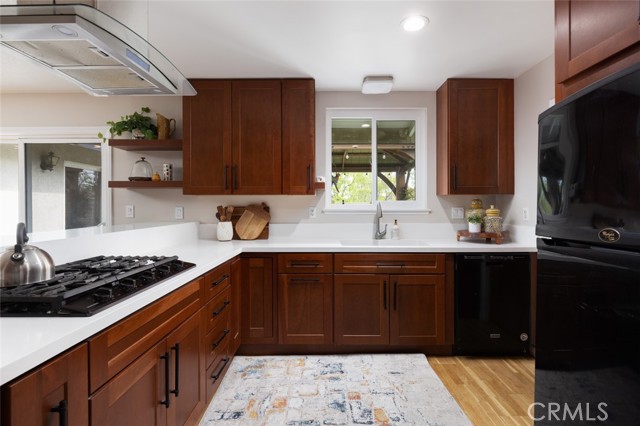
[{"xmin": 199, "ymin": 354, "xmax": 471, "ymax": 425}]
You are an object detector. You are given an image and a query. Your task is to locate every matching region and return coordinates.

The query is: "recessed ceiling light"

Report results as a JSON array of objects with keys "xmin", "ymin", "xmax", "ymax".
[{"xmin": 401, "ymin": 15, "xmax": 429, "ymax": 32}]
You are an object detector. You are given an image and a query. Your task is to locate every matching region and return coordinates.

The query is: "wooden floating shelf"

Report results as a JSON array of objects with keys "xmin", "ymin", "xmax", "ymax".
[
  {"xmin": 108, "ymin": 139, "xmax": 182, "ymax": 151},
  {"xmin": 108, "ymin": 181, "xmax": 183, "ymax": 188},
  {"xmin": 456, "ymin": 230, "xmax": 508, "ymax": 245}
]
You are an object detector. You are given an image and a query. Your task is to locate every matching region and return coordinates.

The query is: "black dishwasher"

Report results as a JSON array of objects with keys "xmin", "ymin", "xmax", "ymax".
[{"xmin": 454, "ymin": 253, "xmax": 530, "ymax": 355}]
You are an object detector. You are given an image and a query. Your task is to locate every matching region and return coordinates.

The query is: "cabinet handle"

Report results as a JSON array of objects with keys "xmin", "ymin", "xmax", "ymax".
[
  {"xmin": 452, "ymin": 163, "xmax": 457, "ymax": 190},
  {"xmin": 290, "ymin": 261, "xmax": 321, "ymax": 268},
  {"xmin": 160, "ymin": 352, "xmax": 171, "ymax": 407},
  {"xmin": 393, "ymin": 282, "xmax": 398, "ymax": 311},
  {"xmin": 50, "ymin": 400, "xmax": 68, "ymax": 426},
  {"xmin": 290, "ymin": 277, "xmax": 321, "ymax": 283},
  {"xmin": 211, "ymin": 357, "xmax": 230, "ymax": 381},
  {"xmin": 170, "ymin": 343, "xmax": 180, "ymax": 397},
  {"xmin": 375, "ymin": 263, "xmax": 404, "ymax": 268},
  {"xmin": 224, "ymin": 165, "xmax": 229, "ymax": 191},
  {"xmin": 212, "ymin": 300, "xmax": 230, "ymax": 317},
  {"xmin": 212, "ymin": 329, "xmax": 230, "ymax": 349},
  {"xmin": 232, "ymin": 166, "xmax": 238, "ymax": 190},
  {"xmin": 211, "ymin": 274, "xmax": 229, "ymax": 288},
  {"xmin": 307, "ymin": 164, "xmax": 312, "ymax": 191},
  {"xmin": 383, "ymin": 280, "xmax": 387, "ymax": 310}
]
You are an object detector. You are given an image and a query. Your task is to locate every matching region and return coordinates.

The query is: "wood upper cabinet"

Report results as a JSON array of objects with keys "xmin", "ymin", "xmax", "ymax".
[
  {"xmin": 240, "ymin": 255, "xmax": 277, "ymax": 344},
  {"xmin": 183, "ymin": 80, "xmax": 232, "ymax": 194},
  {"xmin": 282, "ymin": 79, "xmax": 316, "ymax": 194},
  {"xmin": 555, "ymin": 0, "xmax": 640, "ymax": 100},
  {"xmin": 1, "ymin": 344, "xmax": 88, "ymax": 426},
  {"xmin": 232, "ymin": 80, "xmax": 282, "ymax": 194},
  {"xmin": 436, "ymin": 79, "xmax": 514, "ymax": 195}
]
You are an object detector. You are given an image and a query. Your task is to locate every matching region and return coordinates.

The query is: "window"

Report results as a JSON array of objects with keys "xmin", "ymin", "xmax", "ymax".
[
  {"xmin": 0, "ymin": 130, "xmax": 110, "ymax": 238},
  {"xmin": 326, "ymin": 108, "xmax": 426, "ymax": 211}
]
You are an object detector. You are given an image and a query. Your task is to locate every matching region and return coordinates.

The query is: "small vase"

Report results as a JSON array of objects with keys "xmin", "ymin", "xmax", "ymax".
[
  {"xmin": 468, "ymin": 222, "xmax": 482, "ymax": 233},
  {"xmin": 217, "ymin": 221, "xmax": 233, "ymax": 241},
  {"xmin": 112, "ymin": 130, "xmax": 133, "ymax": 139}
]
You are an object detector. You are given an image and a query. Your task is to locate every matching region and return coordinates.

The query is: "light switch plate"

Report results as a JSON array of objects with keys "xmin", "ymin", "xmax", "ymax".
[
  {"xmin": 125, "ymin": 205, "xmax": 134, "ymax": 218},
  {"xmin": 175, "ymin": 206, "xmax": 184, "ymax": 220},
  {"xmin": 451, "ymin": 207, "xmax": 464, "ymax": 219}
]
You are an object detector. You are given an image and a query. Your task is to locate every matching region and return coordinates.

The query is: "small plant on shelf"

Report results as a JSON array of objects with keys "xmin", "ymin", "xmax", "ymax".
[
  {"xmin": 467, "ymin": 213, "xmax": 483, "ymax": 233},
  {"xmin": 98, "ymin": 106, "xmax": 157, "ymax": 142}
]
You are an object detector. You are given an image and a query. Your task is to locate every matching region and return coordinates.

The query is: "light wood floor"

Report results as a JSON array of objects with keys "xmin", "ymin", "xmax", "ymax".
[{"xmin": 429, "ymin": 356, "xmax": 535, "ymax": 426}]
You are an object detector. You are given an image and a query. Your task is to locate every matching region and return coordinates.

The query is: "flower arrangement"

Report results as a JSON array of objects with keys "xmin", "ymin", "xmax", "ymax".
[{"xmin": 98, "ymin": 106, "xmax": 157, "ymax": 142}]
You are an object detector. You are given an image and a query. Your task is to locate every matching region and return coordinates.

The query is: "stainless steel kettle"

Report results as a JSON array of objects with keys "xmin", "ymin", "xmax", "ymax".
[{"xmin": 0, "ymin": 223, "xmax": 55, "ymax": 287}]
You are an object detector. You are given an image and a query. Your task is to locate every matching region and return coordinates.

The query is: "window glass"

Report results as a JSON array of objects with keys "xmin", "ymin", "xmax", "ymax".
[{"xmin": 327, "ymin": 109, "xmax": 425, "ymax": 211}]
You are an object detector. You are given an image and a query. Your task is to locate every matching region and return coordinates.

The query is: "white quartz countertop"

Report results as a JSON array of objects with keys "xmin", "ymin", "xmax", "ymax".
[{"xmin": 0, "ymin": 222, "xmax": 536, "ymax": 385}]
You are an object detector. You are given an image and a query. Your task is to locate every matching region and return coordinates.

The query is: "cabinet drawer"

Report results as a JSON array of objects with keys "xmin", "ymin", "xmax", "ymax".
[
  {"xmin": 88, "ymin": 278, "xmax": 201, "ymax": 393},
  {"xmin": 202, "ymin": 262, "xmax": 231, "ymax": 302},
  {"xmin": 205, "ymin": 310, "xmax": 230, "ymax": 368},
  {"xmin": 204, "ymin": 286, "xmax": 231, "ymax": 333},
  {"xmin": 278, "ymin": 253, "xmax": 333, "ymax": 274},
  {"xmin": 206, "ymin": 343, "xmax": 231, "ymax": 401},
  {"xmin": 334, "ymin": 254, "xmax": 445, "ymax": 274}
]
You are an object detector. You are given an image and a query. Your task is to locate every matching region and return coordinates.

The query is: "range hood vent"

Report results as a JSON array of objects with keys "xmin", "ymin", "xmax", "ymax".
[{"xmin": 0, "ymin": 4, "xmax": 196, "ymax": 96}]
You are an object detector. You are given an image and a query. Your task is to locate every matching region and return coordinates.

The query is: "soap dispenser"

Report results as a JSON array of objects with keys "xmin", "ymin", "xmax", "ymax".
[{"xmin": 391, "ymin": 220, "xmax": 400, "ymax": 239}]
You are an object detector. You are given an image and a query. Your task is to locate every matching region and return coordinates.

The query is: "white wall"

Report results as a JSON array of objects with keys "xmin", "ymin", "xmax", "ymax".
[{"xmin": 0, "ymin": 57, "xmax": 554, "ymax": 230}]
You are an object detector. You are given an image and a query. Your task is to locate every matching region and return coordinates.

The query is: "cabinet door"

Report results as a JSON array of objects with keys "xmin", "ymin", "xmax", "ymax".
[
  {"xmin": 241, "ymin": 256, "xmax": 277, "ymax": 344},
  {"xmin": 1, "ymin": 344, "xmax": 88, "ymax": 426},
  {"xmin": 90, "ymin": 341, "xmax": 167, "ymax": 426},
  {"xmin": 166, "ymin": 311, "xmax": 205, "ymax": 426},
  {"xmin": 334, "ymin": 274, "xmax": 389, "ymax": 345},
  {"xmin": 279, "ymin": 274, "xmax": 333, "ymax": 344},
  {"xmin": 183, "ymin": 79, "xmax": 232, "ymax": 194},
  {"xmin": 282, "ymin": 79, "xmax": 315, "ymax": 194},
  {"xmin": 436, "ymin": 79, "xmax": 514, "ymax": 195},
  {"xmin": 555, "ymin": 0, "xmax": 640, "ymax": 100},
  {"xmin": 390, "ymin": 275, "xmax": 446, "ymax": 346},
  {"xmin": 232, "ymin": 80, "xmax": 282, "ymax": 194},
  {"xmin": 230, "ymin": 257, "xmax": 242, "ymax": 353}
]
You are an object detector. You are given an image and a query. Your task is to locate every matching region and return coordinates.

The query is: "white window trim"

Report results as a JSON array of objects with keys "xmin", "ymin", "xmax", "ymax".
[
  {"xmin": 324, "ymin": 108, "xmax": 428, "ymax": 213},
  {"xmin": 0, "ymin": 127, "xmax": 112, "ymax": 229}
]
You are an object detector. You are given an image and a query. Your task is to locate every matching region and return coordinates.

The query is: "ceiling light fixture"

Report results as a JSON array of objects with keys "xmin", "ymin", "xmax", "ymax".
[
  {"xmin": 401, "ymin": 15, "xmax": 429, "ymax": 32},
  {"xmin": 362, "ymin": 76, "xmax": 394, "ymax": 94}
]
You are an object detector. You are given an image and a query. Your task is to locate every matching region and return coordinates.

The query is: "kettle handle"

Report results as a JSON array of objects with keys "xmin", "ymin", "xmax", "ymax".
[{"xmin": 12, "ymin": 222, "xmax": 28, "ymax": 262}]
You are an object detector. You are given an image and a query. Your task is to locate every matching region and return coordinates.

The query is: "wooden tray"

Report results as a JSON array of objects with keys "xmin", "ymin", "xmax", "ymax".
[
  {"xmin": 229, "ymin": 204, "xmax": 270, "ymax": 240},
  {"xmin": 456, "ymin": 230, "xmax": 508, "ymax": 244}
]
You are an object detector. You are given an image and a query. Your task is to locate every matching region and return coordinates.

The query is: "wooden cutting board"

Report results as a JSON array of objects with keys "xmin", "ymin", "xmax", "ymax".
[{"xmin": 234, "ymin": 204, "xmax": 271, "ymax": 240}]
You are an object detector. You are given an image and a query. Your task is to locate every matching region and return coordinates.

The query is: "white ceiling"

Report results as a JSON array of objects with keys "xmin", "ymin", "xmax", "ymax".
[{"xmin": 0, "ymin": 0, "xmax": 555, "ymax": 94}]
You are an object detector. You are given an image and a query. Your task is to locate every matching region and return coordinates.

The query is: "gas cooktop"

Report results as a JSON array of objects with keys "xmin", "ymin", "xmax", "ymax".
[{"xmin": 0, "ymin": 255, "xmax": 195, "ymax": 317}]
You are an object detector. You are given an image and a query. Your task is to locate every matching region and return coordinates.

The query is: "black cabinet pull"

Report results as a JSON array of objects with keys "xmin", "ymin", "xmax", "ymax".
[
  {"xmin": 160, "ymin": 352, "xmax": 170, "ymax": 407},
  {"xmin": 211, "ymin": 274, "xmax": 229, "ymax": 288},
  {"xmin": 212, "ymin": 300, "xmax": 230, "ymax": 317},
  {"xmin": 452, "ymin": 163, "xmax": 457, "ymax": 190},
  {"xmin": 290, "ymin": 278, "xmax": 321, "ymax": 283},
  {"xmin": 307, "ymin": 164, "xmax": 312, "ymax": 191},
  {"xmin": 170, "ymin": 343, "xmax": 180, "ymax": 397},
  {"xmin": 224, "ymin": 165, "xmax": 229, "ymax": 191},
  {"xmin": 393, "ymin": 282, "xmax": 398, "ymax": 311},
  {"xmin": 383, "ymin": 281, "xmax": 387, "ymax": 310},
  {"xmin": 211, "ymin": 357, "xmax": 230, "ymax": 381},
  {"xmin": 290, "ymin": 261, "xmax": 321, "ymax": 268},
  {"xmin": 212, "ymin": 329, "xmax": 230, "ymax": 349},
  {"xmin": 50, "ymin": 400, "xmax": 68, "ymax": 426},
  {"xmin": 375, "ymin": 263, "xmax": 404, "ymax": 268}
]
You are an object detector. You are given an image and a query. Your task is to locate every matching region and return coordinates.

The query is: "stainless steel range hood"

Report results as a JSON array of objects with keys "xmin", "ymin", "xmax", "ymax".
[{"xmin": 0, "ymin": 4, "xmax": 196, "ymax": 96}]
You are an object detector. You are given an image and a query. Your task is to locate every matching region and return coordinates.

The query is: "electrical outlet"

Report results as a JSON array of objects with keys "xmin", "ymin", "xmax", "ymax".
[
  {"xmin": 125, "ymin": 205, "xmax": 134, "ymax": 218},
  {"xmin": 175, "ymin": 206, "xmax": 184, "ymax": 220},
  {"xmin": 308, "ymin": 207, "xmax": 317, "ymax": 219},
  {"xmin": 451, "ymin": 207, "xmax": 465, "ymax": 219},
  {"xmin": 523, "ymin": 207, "xmax": 530, "ymax": 221}
]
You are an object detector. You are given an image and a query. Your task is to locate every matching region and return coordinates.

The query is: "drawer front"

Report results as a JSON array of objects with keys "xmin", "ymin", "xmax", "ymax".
[
  {"xmin": 203, "ymin": 262, "xmax": 231, "ymax": 302},
  {"xmin": 206, "ymin": 343, "xmax": 231, "ymax": 401},
  {"xmin": 205, "ymin": 310, "xmax": 230, "ymax": 368},
  {"xmin": 334, "ymin": 253, "xmax": 445, "ymax": 274},
  {"xmin": 89, "ymin": 278, "xmax": 202, "ymax": 393},
  {"xmin": 278, "ymin": 253, "xmax": 333, "ymax": 274},
  {"xmin": 204, "ymin": 286, "xmax": 231, "ymax": 333}
]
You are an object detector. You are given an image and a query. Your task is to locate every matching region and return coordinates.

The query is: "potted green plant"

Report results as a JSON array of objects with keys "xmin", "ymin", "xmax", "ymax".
[
  {"xmin": 467, "ymin": 213, "xmax": 483, "ymax": 233},
  {"xmin": 98, "ymin": 106, "xmax": 157, "ymax": 142}
]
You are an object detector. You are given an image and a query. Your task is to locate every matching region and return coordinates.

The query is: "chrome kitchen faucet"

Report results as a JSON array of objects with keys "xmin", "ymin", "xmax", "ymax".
[{"xmin": 373, "ymin": 202, "xmax": 387, "ymax": 239}]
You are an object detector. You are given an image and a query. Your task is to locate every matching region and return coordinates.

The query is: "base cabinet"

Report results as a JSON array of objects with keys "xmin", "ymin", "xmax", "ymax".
[
  {"xmin": 1, "ymin": 343, "xmax": 88, "ymax": 426},
  {"xmin": 241, "ymin": 255, "xmax": 277, "ymax": 344}
]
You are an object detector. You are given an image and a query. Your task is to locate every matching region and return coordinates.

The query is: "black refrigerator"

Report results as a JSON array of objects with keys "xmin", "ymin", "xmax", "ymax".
[{"xmin": 535, "ymin": 61, "xmax": 640, "ymax": 424}]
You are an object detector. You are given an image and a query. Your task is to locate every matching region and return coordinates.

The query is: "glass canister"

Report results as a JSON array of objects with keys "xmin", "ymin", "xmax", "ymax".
[{"xmin": 129, "ymin": 157, "xmax": 153, "ymax": 181}]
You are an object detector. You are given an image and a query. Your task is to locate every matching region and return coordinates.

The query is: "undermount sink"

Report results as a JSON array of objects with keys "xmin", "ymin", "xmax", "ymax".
[{"xmin": 340, "ymin": 239, "xmax": 429, "ymax": 246}]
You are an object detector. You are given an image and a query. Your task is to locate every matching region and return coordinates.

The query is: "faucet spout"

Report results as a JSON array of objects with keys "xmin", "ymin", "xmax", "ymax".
[{"xmin": 373, "ymin": 202, "xmax": 387, "ymax": 239}]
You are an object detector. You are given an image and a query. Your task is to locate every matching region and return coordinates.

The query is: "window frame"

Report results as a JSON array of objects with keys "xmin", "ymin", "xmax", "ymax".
[{"xmin": 324, "ymin": 108, "xmax": 427, "ymax": 213}]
